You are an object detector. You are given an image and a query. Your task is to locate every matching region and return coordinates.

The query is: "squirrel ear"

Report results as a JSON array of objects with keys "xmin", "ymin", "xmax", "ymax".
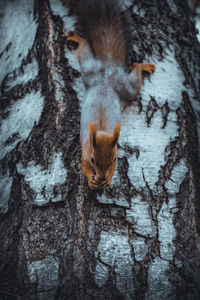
[
  {"xmin": 88, "ymin": 122, "xmax": 97, "ymax": 148},
  {"xmin": 112, "ymin": 122, "xmax": 121, "ymax": 147}
]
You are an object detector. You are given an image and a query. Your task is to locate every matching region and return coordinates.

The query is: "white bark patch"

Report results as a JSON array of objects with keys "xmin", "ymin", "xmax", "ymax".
[
  {"xmin": 166, "ymin": 0, "xmax": 178, "ymax": 13},
  {"xmin": 126, "ymin": 196, "xmax": 157, "ymax": 237},
  {"xmin": 142, "ymin": 49, "xmax": 185, "ymax": 109},
  {"xmin": 17, "ymin": 152, "xmax": 67, "ymax": 206},
  {"xmin": 114, "ymin": 197, "xmax": 130, "ymax": 208},
  {"xmin": 121, "ymin": 0, "xmax": 134, "ymax": 11},
  {"xmin": 120, "ymin": 49, "xmax": 185, "ymax": 192},
  {"xmin": 130, "ymin": 237, "xmax": 148, "ymax": 262},
  {"xmin": 109, "ymin": 166, "xmax": 121, "ymax": 187},
  {"xmin": 28, "ymin": 256, "xmax": 59, "ymax": 298},
  {"xmin": 157, "ymin": 160, "xmax": 188, "ymax": 261},
  {"xmin": 0, "ymin": 91, "xmax": 44, "ymax": 160},
  {"xmin": 146, "ymin": 257, "xmax": 173, "ymax": 299},
  {"xmin": 132, "ymin": 5, "xmax": 146, "ymax": 17},
  {"xmin": 97, "ymin": 193, "xmax": 114, "ymax": 205},
  {"xmin": 158, "ymin": 197, "xmax": 176, "ymax": 261},
  {"xmin": 97, "ymin": 167, "xmax": 129, "ymax": 207},
  {"xmin": 0, "ymin": 171, "xmax": 13, "ymax": 214},
  {"xmin": 50, "ymin": 0, "xmax": 76, "ymax": 30},
  {"xmin": 65, "ymin": 49, "xmax": 81, "ymax": 73},
  {"xmin": 72, "ymin": 76, "xmax": 86, "ymax": 107},
  {"xmin": 94, "ymin": 261, "xmax": 109, "ymax": 288},
  {"xmin": 49, "ymin": 0, "xmax": 78, "ymax": 72},
  {"xmin": 0, "ymin": 0, "xmax": 38, "ymax": 89},
  {"xmin": 196, "ymin": 18, "xmax": 200, "ymax": 42},
  {"xmin": 97, "ymin": 193, "xmax": 129, "ymax": 208},
  {"xmin": 165, "ymin": 159, "xmax": 188, "ymax": 194},
  {"xmin": 121, "ymin": 109, "xmax": 178, "ymax": 191},
  {"xmin": 195, "ymin": 7, "xmax": 200, "ymax": 42},
  {"xmin": 50, "ymin": 0, "xmax": 86, "ymax": 113},
  {"xmin": 95, "ymin": 229, "xmax": 134, "ymax": 295},
  {"xmin": 6, "ymin": 59, "xmax": 39, "ymax": 91}
]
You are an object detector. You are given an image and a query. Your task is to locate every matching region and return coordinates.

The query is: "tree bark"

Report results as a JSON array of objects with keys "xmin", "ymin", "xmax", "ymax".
[{"xmin": 0, "ymin": 0, "xmax": 200, "ymax": 299}]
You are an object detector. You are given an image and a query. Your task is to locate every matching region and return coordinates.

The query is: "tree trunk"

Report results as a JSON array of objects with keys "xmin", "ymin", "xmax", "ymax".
[{"xmin": 0, "ymin": 0, "xmax": 200, "ymax": 299}]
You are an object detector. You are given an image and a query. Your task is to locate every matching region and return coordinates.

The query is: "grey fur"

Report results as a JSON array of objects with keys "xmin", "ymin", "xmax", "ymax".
[{"xmin": 79, "ymin": 43, "xmax": 140, "ymax": 146}]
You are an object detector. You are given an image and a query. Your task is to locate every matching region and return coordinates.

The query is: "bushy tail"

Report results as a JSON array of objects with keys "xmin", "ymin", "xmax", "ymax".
[{"xmin": 64, "ymin": 0, "xmax": 130, "ymax": 65}]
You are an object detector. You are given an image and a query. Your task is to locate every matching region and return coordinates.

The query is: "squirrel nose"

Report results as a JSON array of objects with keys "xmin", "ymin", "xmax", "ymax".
[
  {"xmin": 94, "ymin": 174, "xmax": 105, "ymax": 183},
  {"xmin": 94, "ymin": 174, "xmax": 100, "ymax": 183},
  {"xmin": 100, "ymin": 176, "xmax": 106, "ymax": 183}
]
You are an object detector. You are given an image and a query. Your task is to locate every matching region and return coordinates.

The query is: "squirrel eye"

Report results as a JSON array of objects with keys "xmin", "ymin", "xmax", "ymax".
[
  {"xmin": 90, "ymin": 156, "xmax": 94, "ymax": 164},
  {"xmin": 114, "ymin": 157, "xmax": 117, "ymax": 162}
]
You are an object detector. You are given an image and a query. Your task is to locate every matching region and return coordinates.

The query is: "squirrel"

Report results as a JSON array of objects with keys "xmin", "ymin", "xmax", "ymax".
[{"xmin": 63, "ymin": 0, "xmax": 155, "ymax": 190}]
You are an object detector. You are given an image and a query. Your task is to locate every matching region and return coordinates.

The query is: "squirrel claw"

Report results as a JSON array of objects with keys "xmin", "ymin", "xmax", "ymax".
[
  {"xmin": 143, "ymin": 63, "xmax": 156, "ymax": 74},
  {"xmin": 67, "ymin": 30, "xmax": 74, "ymax": 36},
  {"xmin": 88, "ymin": 178, "xmax": 100, "ymax": 190},
  {"xmin": 62, "ymin": 30, "xmax": 73, "ymax": 39},
  {"xmin": 63, "ymin": 30, "xmax": 83, "ymax": 45},
  {"xmin": 132, "ymin": 63, "xmax": 156, "ymax": 74},
  {"xmin": 100, "ymin": 178, "xmax": 112, "ymax": 188},
  {"xmin": 88, "ymin": 177, "xmax": 112, "ymax": 190}
]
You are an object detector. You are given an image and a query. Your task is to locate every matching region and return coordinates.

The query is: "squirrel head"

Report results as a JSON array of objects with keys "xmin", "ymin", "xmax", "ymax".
[{"xmin": 88, "ymin": 122, "xmax": 121, "ymax": 185}]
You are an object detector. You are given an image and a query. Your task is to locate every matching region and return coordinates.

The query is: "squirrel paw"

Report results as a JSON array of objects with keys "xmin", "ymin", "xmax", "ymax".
[
  {"xmin": 88, "ymin": 177, "xmax": 100, "ymax": 190},
  {"xmin": 142, "ymin": 63, "xmax": 156, "ymax": 74},
  {"xmin": 88, "ymin": 177, "xmax": 112, "ymax": 190},
  {"xmin": 99, "ymin": 178, "xmax": 112, "ymax": 189},
  {"xmin": 132, "ymin": 63, "xmax": 156, "ymax": 74},
  {"xmin": 62, "ymin": 30, "xmax": 73, "ymax": 38},
  {"xmin": 62, "ymin": 30, "xmax": 83, "ymax": 45}
]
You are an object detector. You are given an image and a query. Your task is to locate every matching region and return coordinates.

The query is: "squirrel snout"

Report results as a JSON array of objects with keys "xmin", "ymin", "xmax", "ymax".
[{"xmin": 94, "ymin": 174, "xmax": 106, "ymax": 184}]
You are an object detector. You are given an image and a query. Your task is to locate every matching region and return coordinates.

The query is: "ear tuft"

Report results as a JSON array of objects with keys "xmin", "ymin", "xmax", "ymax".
[
  {"xmin": 112, "ymin": 122, "xmax": 121, "ymax": 147},
  {"xmin": 88, "ymin": 122, "xmax": 97, "ymax": 148}
]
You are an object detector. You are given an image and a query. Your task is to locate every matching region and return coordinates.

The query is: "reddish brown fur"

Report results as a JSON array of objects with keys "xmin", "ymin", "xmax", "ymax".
[
  {"xmin": 131, "ymin": 62, "xmax": 156, "ymax": 96},
  {"xmin": 64, "ymin": 29, "xmax": 127, "ymax": 67},
  {"xmin": 91, "ymin": 25, "xmax": 126, "ymax": 64},
  {"xmin": 132, "ymin": 63, "xmax": 156, "ymax": 74},
  {"xmin": 81, "ymin": 122, "xmax": 121, "ymax": 190}
]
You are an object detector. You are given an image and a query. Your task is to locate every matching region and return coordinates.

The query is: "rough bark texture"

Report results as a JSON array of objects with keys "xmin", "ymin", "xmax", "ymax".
[{"xmin": 0, "ymin": 0, "xmax": 200, "ymax": 299}]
